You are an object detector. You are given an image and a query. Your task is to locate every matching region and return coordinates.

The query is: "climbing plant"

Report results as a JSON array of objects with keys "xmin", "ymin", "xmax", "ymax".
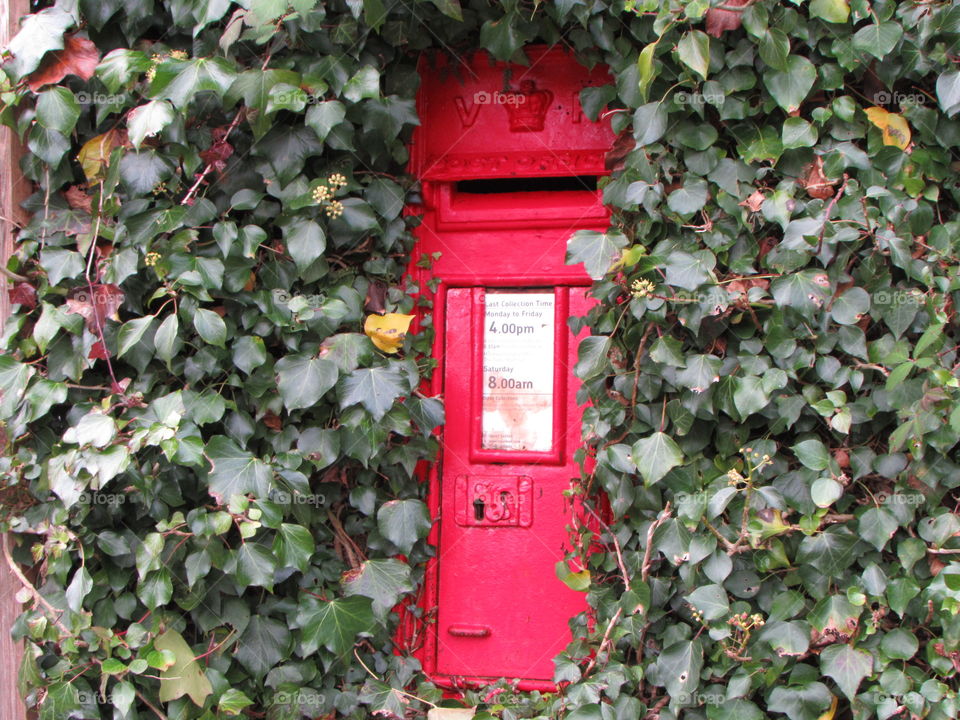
[{"xmin": 1, "ymin": 0, "xmax": 960, "ymax": 719}]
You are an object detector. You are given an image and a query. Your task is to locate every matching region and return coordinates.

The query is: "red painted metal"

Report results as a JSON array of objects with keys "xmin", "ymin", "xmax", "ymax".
[{"xmin": 401, "ymin": 45, "xmax": 615, "ymax": 689}]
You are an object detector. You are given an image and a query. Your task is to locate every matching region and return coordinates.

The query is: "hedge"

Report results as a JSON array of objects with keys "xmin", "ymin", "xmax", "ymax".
[{"xmin": 2, "ymin": 0, "xmax": 960, "ymax": 718}]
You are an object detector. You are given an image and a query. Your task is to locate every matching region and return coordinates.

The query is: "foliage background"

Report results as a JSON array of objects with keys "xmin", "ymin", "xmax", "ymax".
[{"xmin": 2, "ymin": 0, "xmax": 960, "ymax": 718}]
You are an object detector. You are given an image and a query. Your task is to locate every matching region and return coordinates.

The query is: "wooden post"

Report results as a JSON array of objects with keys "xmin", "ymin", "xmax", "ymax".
[{"xmin": 2, "ymin": 1, "xmax": 35, "ymax": 719}]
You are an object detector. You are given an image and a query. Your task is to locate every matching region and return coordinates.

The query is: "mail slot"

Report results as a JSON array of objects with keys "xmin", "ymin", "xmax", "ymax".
[{"xmin": 401, "ymin": 47, "xmax": 615, "ymax": 689}]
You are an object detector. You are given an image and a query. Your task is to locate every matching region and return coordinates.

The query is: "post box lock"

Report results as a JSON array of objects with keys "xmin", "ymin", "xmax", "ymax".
[{"xmin": 454, "ymin": 475, "xmax": 533, "ymax": 527}]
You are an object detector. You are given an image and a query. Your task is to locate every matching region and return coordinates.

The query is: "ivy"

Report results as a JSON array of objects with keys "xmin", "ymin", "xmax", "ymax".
[{"xmin": 1, "ymin": 0, "xmax": 960, "ymax": 719}]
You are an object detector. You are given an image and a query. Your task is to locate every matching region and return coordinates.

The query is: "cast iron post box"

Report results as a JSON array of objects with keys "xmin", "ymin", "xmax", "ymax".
[{"xmin": 404, "ymin": 47, "xmax": 615, "ymax": 689}]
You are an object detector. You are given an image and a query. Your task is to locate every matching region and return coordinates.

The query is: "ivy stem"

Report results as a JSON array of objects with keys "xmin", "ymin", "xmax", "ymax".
[{"xmin": 1, "ymin": 533, "xmax": 73, "ymax": 638}]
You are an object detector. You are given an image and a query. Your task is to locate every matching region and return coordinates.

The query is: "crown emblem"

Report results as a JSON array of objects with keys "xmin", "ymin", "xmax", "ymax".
[{"xmin": 504, "ymin": 80, "xmax": 553, "ymax": 132}]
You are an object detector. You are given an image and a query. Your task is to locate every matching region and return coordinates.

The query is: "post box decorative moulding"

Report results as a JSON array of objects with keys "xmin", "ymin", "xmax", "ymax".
[{"xmin": 402, "ymin": 45, "xmax": 615, "ymax": 691}]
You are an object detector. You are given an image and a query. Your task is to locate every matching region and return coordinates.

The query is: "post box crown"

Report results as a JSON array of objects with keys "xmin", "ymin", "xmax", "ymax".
[{"xmin": 409, "ymin": 46, "xmax": 615, "ymax": 181}]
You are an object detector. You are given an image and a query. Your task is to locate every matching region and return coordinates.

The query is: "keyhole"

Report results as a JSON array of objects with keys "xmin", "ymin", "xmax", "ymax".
[{"xmin": 473, "ymin": 497, "xmax": 485, "ymax": 521}]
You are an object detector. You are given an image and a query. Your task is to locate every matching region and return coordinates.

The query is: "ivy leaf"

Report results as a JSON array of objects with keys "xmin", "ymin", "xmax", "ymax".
[
  {"xmin": 796, "ymin": 527, "xmax": 861, "ymax": 576},
  {"xmin": 204, "ymin": 436, "xmax": 273, "ymax": 503},
  {"xmin": 342, "ymin": 66, "xmax": 380, "ymax": 102},
  {"xmin": 809, "ymin": 0, "xmax": 849, "ymax": 23},
  {"xmin": 633, "ymin": 101, "xmax": 669, "ymax": 147},
  {"xmin": 275, "ymin": 354, "xmax": 338, "ymax": 410},
  {"xmin": 675, "ymin": 354, "xmax": 721, "ymax": 392},
  {"xmin": 566, "ymin": 229, "xmax": 628, "ymax": 280},
  {"xmin": 128, "ymin": 100, "xmax": 175, "ymax": 149},
  {"xmin": 820, "ymin": 644, "xmax": 873, "ymax": 699},
  {"xmin": 149, "ymin": 57, "xmax": 238, "ymax": 107},
  {"xmin": 155, "ymin": 629, "xmax": 213, "ymax": 707},
  {"xmin": 193, "ymin": 308, "xmax": 227, "ymax": 347},
  {"xmin": 656, "ymin": 640, "xmax": 702, "ymax": 699},
  {"xmin": 686, "ymin": 584, "xmax": 729, "ymax": 621},
  {"xmin": 337, "ymin": 366, "xmax": 407, "ymax": 420},
  {"xmin": 791, "ymin": 439, "xmax": 830, "ymax": 471},
  {"xmin": 479, "ymin": 17, "xmax": 524, "ymax": 61},
  {"xmin": 767, "ymin": 683, "xmax": 833, "ymax": 720},
  {"xmin": 117, "ymin": 316, "xmax": 154, "ymax": 358},
  {"xmin": 364, "ymin": 313, "xmax": 414, "ymax": 354},
  {"xmin": 663, "ymin": 249, "xmax": 715, "ymax": 289},
  {"xmin": 358, "ymin": 679, "xmax": 409, "ymax": 718},
  {"xmin": 36, "ymin": 87, "xmax": 81, "ymax": 135},
  {"xmin": 232, "ymin": 542, "xmax": 277, "ymax": 590},
  {"xmin": 637, "ymin": 42, "xmax": 658, "ymax": 102},
  {"xmin": 677, "ymin": 30, "xmax": 710, "ymax": 80},
  {"xmin": 763, "ymin": 56, "xmax": 816, "ymax": 112},
  {"xmin": 858, "ymin": 507, "xmax": 898, "ymax": 551},
  {"xmin": 937, "ymin": 71, "xmax": 960, "ymax": 116},
  {"xmin": 342, "ymin": 558, "xmax": 413, "ymax": 617},
  {"xmin": 272, "ymin": 523, "xmax": 314, "ymax": 573},
  {"xmin": 852, "ymin": 22, "xmax": 903, "ymax": 60},
  {"xmin": 27, "ymin": 34, "xmax": 100, "ymax": 92},
  {"xmin": 2, "ymin": 6, "xmax": 73, "ymax": 80},
  {"xmin": 297, "ymin": 595, "xmax": 376, "ymax": 656},
  {"xmin": 429, "ymin": 0, "xmax": 462, "ymax": 21},
  {"xmin": 377, "ymin": 499, "xmax": 431, "ymax": 553},
  {"xmin": 305, "ymin": 100, "xmax": 346, "ymax": 141},
  {"xmin": 630, "ymin": 432, "xmax": 683, "ymax": 485},
  {"xmin": 235, "ymin": 616, "xmax": 290, "ymax": 679},
  {"xmin": 575, "ymin": 336, "xmax": 611, "ymax": 380}
]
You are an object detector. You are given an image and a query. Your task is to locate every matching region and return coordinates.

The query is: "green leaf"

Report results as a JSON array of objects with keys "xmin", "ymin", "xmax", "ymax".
[
  {"xmin": 663, "ymin": 249, "xmax": 715, "ymax": 289},
  {"xmin": 0, "ymin": 356, "xmax": 34, "ymax": 418},
  {"xmin": 809, "ymin": 0, "xmax": 849, "ymax": 23},
  {"xmin": 235, "ymin": 616, "xmax": 290, "ymax": 678},
  {"xmin": 796, "ymin": 527, "xmax": 860, "ymax": 576},
  {"xmin": 429, "ymin": 0, "xmax": 463, "ymax": 20},
  {"xmin": 937, "ymin": 71, "xmax": 960, "ymax": 116},
  {"xmin": 193, "ymin": 308, "xmax": 227, "ymax": 347},
  {"xmin": 64, "ymin": 411, "xmax": 117, "ymax": 448},
  {"xmin": 275, "ymin": 354, "xmax": 338, "ymax": 411},
  {"xmin": 3, "ymin": 6, "xmax": 73, "ymax": 79},
  {"xmin": 687, "ymin": 584, "xmax": 729, "ymax": 621},
  {"xmin": 204, "ymin": 436, "xmax": 273, "ymax": 503},
  {"xmin": 633, "ymin": 101, "xmax": 669, "ymax": 147},
  {"xmin": 36, "ymin": 87, "xmax": 81, "ymax": 134},
  {"xmin": 858, "ymin": 507, "xmax": 898, "ymax": 551},
  {"xmin": 479, "ymin": 17, "xmax": 523, "ymax": 61},
  {"xmin": 218, "ymin": 688, "xmax": 254, "ymax": 716},
  {"xmin": 155, "ymin": 629, "xmax": 213, "ymax": 706},
  {"xmin": 149, "ymin": 57, "xmax": 238, "ymax": 107},
  {"xmin": 763, "ymin": 56, "xmax": 817, "ymax": 113},
  {"xmin": 767, "ymin": 683, "xmax": 832, "ymax": 720},
  {"xmin": 759, "ymin": 28, "xmax": 790, "ymax": 71},
  {"xmin": 575, "ymin": 336, "xmax": 610, "ymax": 380},
  {"xmin": 675, "ymin": 354, "xmax": 721, "ymax": 392},
  {"xmin": 880, "ymin": 629, "xmax": 918, "ymax": 660},
  {"xmin": 830, "ymin": 287, "xmax": 869, "ymax": 325},
  {"xmin": 631, "ymin": 432, "xmax": 683, "ymax": 485},
  {"xmin": 282, "ymin": 218, "xmax": 326, "ymax": 271},
  {"xmin": 305, "ymin": 100, "xmax": 346, "ymax": 141},
  {"xmin": 852, "ymin": 22, "xmax": 903, "ymax": 60},
  {"xmin": 555, "ymin": 560, "xmax": 591, "ymax": 591},
  {"xmin": 117, "ymin": 316, "xmax": 154, "ymax": 358},
  {"xmin": 377, "ymin": 499, "xmax": 431, "ymax": 553},
  {"xmin": 566, "ymin": 229, "xmax": 628, "ymax": 280},
  {"xmin": 677, "ymin": 30, "xmax": 710, "ymax": 80},
  {"xmin": 656, "ymin": 640, "xmax": 702, "ymax": 699},
  {"xmin": 342, "ymin": 66, "xmax": 380, "ymax": 103},
  {"xmin": 65, "ymin": 567, "xmax": 92, "ymax": 612},
  {"xmin": 820, "ymin": 644, "xmax": 873, "ymax": 699},
  {"xmin": 637, "ymin": 42, "xmax": 658, "ymax": 102},
  {"xmin": 154, "ymin": 314, "xmax": 181, "ymax": 363},
  {"xmin": 96, "ymin": 49, "xmax": 152, "ymax": 93},
  {"xmin": 272, "ymin": 523, "xmax": 314, "ymax": 573},
  {"xmin": 667, "ymin": 179, "xmax": 709, "ymax": 215},
  {"xmin": 791, "ymin": 439, "xmax": 830, "ymax": 471},
  {"xmin": 297, "ymin": 595, "xmax": 376, "ymax": 656},
  {"xmin": 128, "ymin": 100, "xmax": 175, "ymax": 149},
  {"xmin": 337, "ymin": 366, "xmax": 407, "ymax": 421},
  {"xmin": 233, "ymin": 542, "xmax": 277, "ymax": 590},
  {"xmin": 343, "ymin": 558, "xmax": 413, "ymax": 617},
  {"xmin": 782, "ymin": 117, "xmax": 817, "ymax": 148}
]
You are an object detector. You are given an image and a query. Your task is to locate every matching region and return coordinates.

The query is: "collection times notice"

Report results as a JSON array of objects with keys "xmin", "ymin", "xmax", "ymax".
[{"xmin": 481, "ymin": 292, "xmax": 555, "ymax": 452}]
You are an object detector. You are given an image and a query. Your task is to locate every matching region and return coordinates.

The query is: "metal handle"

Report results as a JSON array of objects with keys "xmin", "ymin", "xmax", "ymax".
[{"xmin": 447, "ymin": 624, "xmax": 491, "ymax": 638}]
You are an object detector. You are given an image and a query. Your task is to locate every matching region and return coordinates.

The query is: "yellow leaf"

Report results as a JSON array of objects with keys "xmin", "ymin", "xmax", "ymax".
[
  {"xmin": 154, "ymin": 629, "xmax": 213, "ymax": 707},
  {"xmin": 817, "ymin": 694, "xmax": 839, "ymax": 720},
  {"xmin": 865, "ymin": 106, "xmax": 911, "ymax": 150},
  {"xmin": 77, "ymin": 129, "xmax": 124, "ymax": 183},
  {"xmin": 364, "ymin": 313, "xmax": 414, "ymax": 353}
]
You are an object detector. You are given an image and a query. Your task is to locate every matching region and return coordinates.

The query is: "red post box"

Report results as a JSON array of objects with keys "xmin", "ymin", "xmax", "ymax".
[{"xmin": 403, "ymin": 46, "xmax": 615, "ymax": 690}]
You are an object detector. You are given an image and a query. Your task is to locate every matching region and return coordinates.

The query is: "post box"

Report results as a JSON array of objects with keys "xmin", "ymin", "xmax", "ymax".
[{"xmin": 403, "ymin": 46, "xmax": 615, "ymax": 689}]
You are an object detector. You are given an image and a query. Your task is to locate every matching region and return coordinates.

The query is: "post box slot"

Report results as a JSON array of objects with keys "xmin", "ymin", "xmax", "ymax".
[{"xmin": 456, "ymin": 176, "xmax": 598, "ymax": 194}]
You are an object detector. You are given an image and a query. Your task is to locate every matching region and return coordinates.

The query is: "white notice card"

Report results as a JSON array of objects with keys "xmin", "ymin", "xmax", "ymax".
[{"xmin": 481, "ymin": 292, "xmax": 555, "ymax": 452}]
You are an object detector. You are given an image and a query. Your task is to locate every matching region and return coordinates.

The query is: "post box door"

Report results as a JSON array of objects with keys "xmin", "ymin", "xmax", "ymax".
[{"xmin": 436, "ymin": 285, "xmax": 591, "ymax": 681}]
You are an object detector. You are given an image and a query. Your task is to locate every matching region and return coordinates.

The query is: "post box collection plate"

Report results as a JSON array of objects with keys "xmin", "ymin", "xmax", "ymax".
[{"xmin": 481, "ymin": 292, "xmax": 555, "ymax": 453}]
